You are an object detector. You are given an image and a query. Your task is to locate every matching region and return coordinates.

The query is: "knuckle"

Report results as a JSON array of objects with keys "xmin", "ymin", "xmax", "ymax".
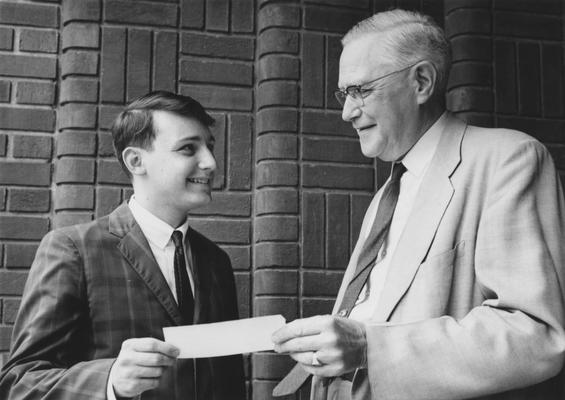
[
  {"xmin": 120, "ymin": 365, "xmax": 134, "ymax": 377},
  {"xmin": 125, "ymin": 382, "xmax": 137, "ymax": 394},
  {"xmin": 328, "ymin": 318, "xmax": 341, "ymax": 334},
  {"xmin": 150, "ymin": 339, "xmax": 163, "ymax": 352},
  {"xmin": 143, "ymin": 338, "xmax": 156, "ymax": 350},
  {"xmin": 328, "ymin": 330, "xmax": 339, "ymax": 343},
  {"xmin": 318, "ymin": 333, "xmax": 330, "ymax": 347},
  {"xmin": 315, "ymin": 315, "xmax": 332, "ymax": 330},
  {"xmin": 151, "ymin": 366, "xmax": 160, "ymax": 375},
  {"xmin": 116, "ymin": 351, "xmax": 130, "ymax": 364}
]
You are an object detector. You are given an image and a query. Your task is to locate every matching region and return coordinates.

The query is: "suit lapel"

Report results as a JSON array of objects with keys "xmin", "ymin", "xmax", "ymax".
[
  {"xmin": 373, "ymin": 115, "xmax": 466, "ymax": 322},
  {"xmin": 109, "ymin": 203, "xmax": 184, "ymax": 325}
]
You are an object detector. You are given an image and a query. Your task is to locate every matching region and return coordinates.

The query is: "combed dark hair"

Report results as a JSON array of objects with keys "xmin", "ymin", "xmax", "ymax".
[{"xmin": 111, "ymin": 91, "xmax": 215, "ymax": 177}]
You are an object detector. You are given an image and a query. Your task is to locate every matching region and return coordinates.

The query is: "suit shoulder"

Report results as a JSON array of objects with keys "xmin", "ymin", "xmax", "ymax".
[
  {"xmin": 457, "ymin": 124, "xmax": 558, "ymax": 193},
  {"xmin": 462, "ymin": 125, "xmax": 551, "ymax": 160},
  {"xmin": 465, "ymin": 124, "xmax": 540, "ymax": 146},
  {"xmin": 188, "ymin": 227, "xmax": 228, "ymax": 258},
  {"xmin": 41, "ymin": 214, "xmax": 112, "ymax": 246}
]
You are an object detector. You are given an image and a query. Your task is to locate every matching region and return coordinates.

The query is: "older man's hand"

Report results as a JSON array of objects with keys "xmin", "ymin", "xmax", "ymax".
[{"xmin": 272, "ymin": 315, "xmax": 367, "ymax": 377}]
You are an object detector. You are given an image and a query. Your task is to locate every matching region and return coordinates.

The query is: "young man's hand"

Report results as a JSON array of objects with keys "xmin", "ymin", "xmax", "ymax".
[{"xmin": 110, "ymin": 338, "xmax": 180, "ymax": 397}]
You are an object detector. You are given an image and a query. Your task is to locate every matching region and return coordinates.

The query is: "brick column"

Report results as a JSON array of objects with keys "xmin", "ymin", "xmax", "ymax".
[
  {"xmin": 253, "ymin": 1, "xmax": 301, "ymax": 397},
  {"xmin": 55, "ymin": 0, "xmax": 101, "ymax": 227},
  {"xmin": 444, "ymin": 0, "xmax": 494, "ymax": 126},
  {"xmin": 252, "ymin": 1, "xmax": 376, "ymax": 398}
]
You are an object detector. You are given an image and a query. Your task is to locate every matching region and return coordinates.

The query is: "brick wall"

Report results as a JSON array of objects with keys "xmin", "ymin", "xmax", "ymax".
[
  {"xmin": 445, "ymin": 0, "xmax": 565, "ymax": 186},
  {"xmin": 0, "ymin": 0, "xmax": 58, "ymax": 361},
  {"xmin": 0, "ymin": 1, "xmax": 563, "ymax": 399}
]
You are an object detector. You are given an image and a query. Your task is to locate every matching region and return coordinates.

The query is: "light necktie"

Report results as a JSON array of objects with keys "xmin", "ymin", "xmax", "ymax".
[
  {"xmin": 273, "ymin": 162, "xmax": 406, "ymax": 397},
  {"xmin": 171, "ymin": 230, "xmax": 194, "ymax": 324}
]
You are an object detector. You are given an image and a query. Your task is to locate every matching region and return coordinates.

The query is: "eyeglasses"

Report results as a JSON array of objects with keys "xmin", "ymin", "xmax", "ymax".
[{"xmin": 334, "ymin": 61, "xmax": 422, "ymax": 107}]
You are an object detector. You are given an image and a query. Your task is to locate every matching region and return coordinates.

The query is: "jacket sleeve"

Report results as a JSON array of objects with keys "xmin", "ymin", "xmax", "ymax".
[
  {"xmin": 364, "ymin": 139, "xmax": 565, "ymax": 399},
  {"xmin": 0, "ymin": 229, "xmax": 114, "ymax": 400}
]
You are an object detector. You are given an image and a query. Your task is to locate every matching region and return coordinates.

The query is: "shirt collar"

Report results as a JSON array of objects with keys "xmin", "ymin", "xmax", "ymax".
[
  {"xmin": 401, "ymin": 111, "xmax": 447, "ymax": 178},
  {"xmin": 128, "ymin": 196, "xmax": 189, "ymax": 249}
]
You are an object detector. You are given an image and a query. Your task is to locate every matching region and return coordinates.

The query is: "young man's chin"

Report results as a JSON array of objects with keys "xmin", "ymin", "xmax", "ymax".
[{"xmin": 183, "ymin": 194, "xmax": 212, "ymax": 211}]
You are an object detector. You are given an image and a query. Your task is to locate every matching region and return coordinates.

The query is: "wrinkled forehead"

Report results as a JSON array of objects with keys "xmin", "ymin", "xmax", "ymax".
[{"xmin": 338, "ymin": 34, "xmax": 393, "ymax": 87}]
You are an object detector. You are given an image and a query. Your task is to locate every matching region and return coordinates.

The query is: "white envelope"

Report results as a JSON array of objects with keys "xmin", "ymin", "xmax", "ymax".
[{"xmin": 163, "ymin": 314, "xmax": 286, "ymax": 358}]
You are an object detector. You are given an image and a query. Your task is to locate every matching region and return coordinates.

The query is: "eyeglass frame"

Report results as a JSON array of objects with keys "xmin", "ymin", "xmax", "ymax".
[{"xmin": 334, "ymin": 60, "xmax": 425, "ymax": 107}]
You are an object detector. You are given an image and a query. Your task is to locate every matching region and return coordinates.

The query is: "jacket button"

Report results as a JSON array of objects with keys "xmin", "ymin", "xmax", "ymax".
[{"xmin": 337, "ymin": 309, "xmax": 348, "ymax": 317}]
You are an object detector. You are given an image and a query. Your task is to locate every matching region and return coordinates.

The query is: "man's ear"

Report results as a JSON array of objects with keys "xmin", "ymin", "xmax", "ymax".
[
  {"xmin": 413, "ymin": 61, "xmax": 437, "ymax": 105},
  {"xmin": 122, "ymin": 147, "xmax": 146, "ymax": 176}
]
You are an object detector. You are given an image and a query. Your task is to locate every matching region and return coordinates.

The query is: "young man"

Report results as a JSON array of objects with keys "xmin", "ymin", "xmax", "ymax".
[
  {"xmin": 273, "ymin": 9, "xmax": 565, "ymax": 400},
  {"xmin": 0, "ymin": 91, "xmax": 245, "ymax": 400}
]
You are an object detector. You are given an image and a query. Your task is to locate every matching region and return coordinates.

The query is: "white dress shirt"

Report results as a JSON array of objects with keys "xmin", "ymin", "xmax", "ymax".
[
  {"xmin": 349, "ymin": 112, "xmax": 447, "ymax": 322},
  {"xmin": 107, "ymin": 196, "xmax": 194, "ymax": 399},
  {"xmin": 128, "ymin": 196, "xmax": 195, "ymax": 296}
]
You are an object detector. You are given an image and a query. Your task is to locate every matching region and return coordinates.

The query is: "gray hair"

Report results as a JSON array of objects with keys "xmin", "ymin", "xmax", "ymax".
[{"xmin": 342, "ymin": 9, "xmax": 451, "ymax": 95}]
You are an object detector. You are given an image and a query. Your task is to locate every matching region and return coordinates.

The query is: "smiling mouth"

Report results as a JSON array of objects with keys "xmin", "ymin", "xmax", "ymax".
[
  {"xmin": 356, "ymin": 124, "xmax": 376, "ymax": 133},
  {"xmin": 187, "ymin": 178, "xmax": 211, "ymax": 184}
]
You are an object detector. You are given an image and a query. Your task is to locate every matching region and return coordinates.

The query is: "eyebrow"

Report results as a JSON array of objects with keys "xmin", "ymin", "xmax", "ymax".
[
  {"xmin": 338, "ymin": 79, "xmax": 366, "ymax": 90},
  {"xmin": 176, "ymin": 135, "xmax": 215, "ymax": 145}
]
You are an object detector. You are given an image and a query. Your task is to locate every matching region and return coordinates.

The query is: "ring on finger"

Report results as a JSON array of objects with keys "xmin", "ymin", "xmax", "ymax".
[{"xmin": 311, "ymin": 352, "xmax": 322, "ymax": 366}]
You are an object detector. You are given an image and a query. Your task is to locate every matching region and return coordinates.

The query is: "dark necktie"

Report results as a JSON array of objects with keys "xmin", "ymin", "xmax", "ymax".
[
  {"xmin": 171, "ymin": 230, "xmax": 194, "ymax": 324},
  {"xmin": 273, "ymin": 162, "xmax": 406, "ymax": 397},
  {"xmin": 335, "ymin": 161, "xmax": 406, "ymax": 315}
]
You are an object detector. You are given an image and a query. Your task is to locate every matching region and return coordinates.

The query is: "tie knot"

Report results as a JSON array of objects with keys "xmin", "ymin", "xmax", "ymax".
[
  {"xmin": 171, "ymin": 230, "xmax": 183, "ymax": 248},
  {"xmin": 391, "ymin": 162, "xmax": 406, "ymax": 183}
]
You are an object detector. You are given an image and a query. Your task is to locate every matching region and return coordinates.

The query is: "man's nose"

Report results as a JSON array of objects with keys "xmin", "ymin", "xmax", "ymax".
[
  {"xmin": 198, "ymin": 147, "xmax": 217, "ymax": 172},
  {"xmin": 341, "ymin": 96, "xmax": 361, "ymax": 122}
]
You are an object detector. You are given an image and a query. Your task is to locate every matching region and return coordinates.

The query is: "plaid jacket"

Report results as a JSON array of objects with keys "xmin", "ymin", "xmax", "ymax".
[{"xmin": 0, "ymin": 203, "xmax": 245, "ymax": 400}]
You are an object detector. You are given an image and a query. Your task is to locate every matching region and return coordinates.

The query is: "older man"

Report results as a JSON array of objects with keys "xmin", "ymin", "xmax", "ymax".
[{"xmin": 273, "ymin": 9, "xmax": 565, "ymax": 400}]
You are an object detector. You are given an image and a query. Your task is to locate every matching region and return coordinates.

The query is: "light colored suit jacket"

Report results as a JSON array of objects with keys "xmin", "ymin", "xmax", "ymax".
[
  {"xmin": 312, "ymin": 113, "xmax": 565, "ymax": 400},
  {"xmin": 0, "ymin": 203, "xmax": 245, "ymax": 400}
]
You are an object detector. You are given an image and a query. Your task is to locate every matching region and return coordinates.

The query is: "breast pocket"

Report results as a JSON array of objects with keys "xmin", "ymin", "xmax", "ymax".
[{"xmin": 398, "ymin": 241, "xmax": 465, "ymax": 320}]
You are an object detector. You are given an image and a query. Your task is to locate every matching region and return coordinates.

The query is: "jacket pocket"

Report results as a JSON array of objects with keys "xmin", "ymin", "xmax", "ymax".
[{"xmin": 398, "ymin": 241, "xmax": 466, "ymax": 320}]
